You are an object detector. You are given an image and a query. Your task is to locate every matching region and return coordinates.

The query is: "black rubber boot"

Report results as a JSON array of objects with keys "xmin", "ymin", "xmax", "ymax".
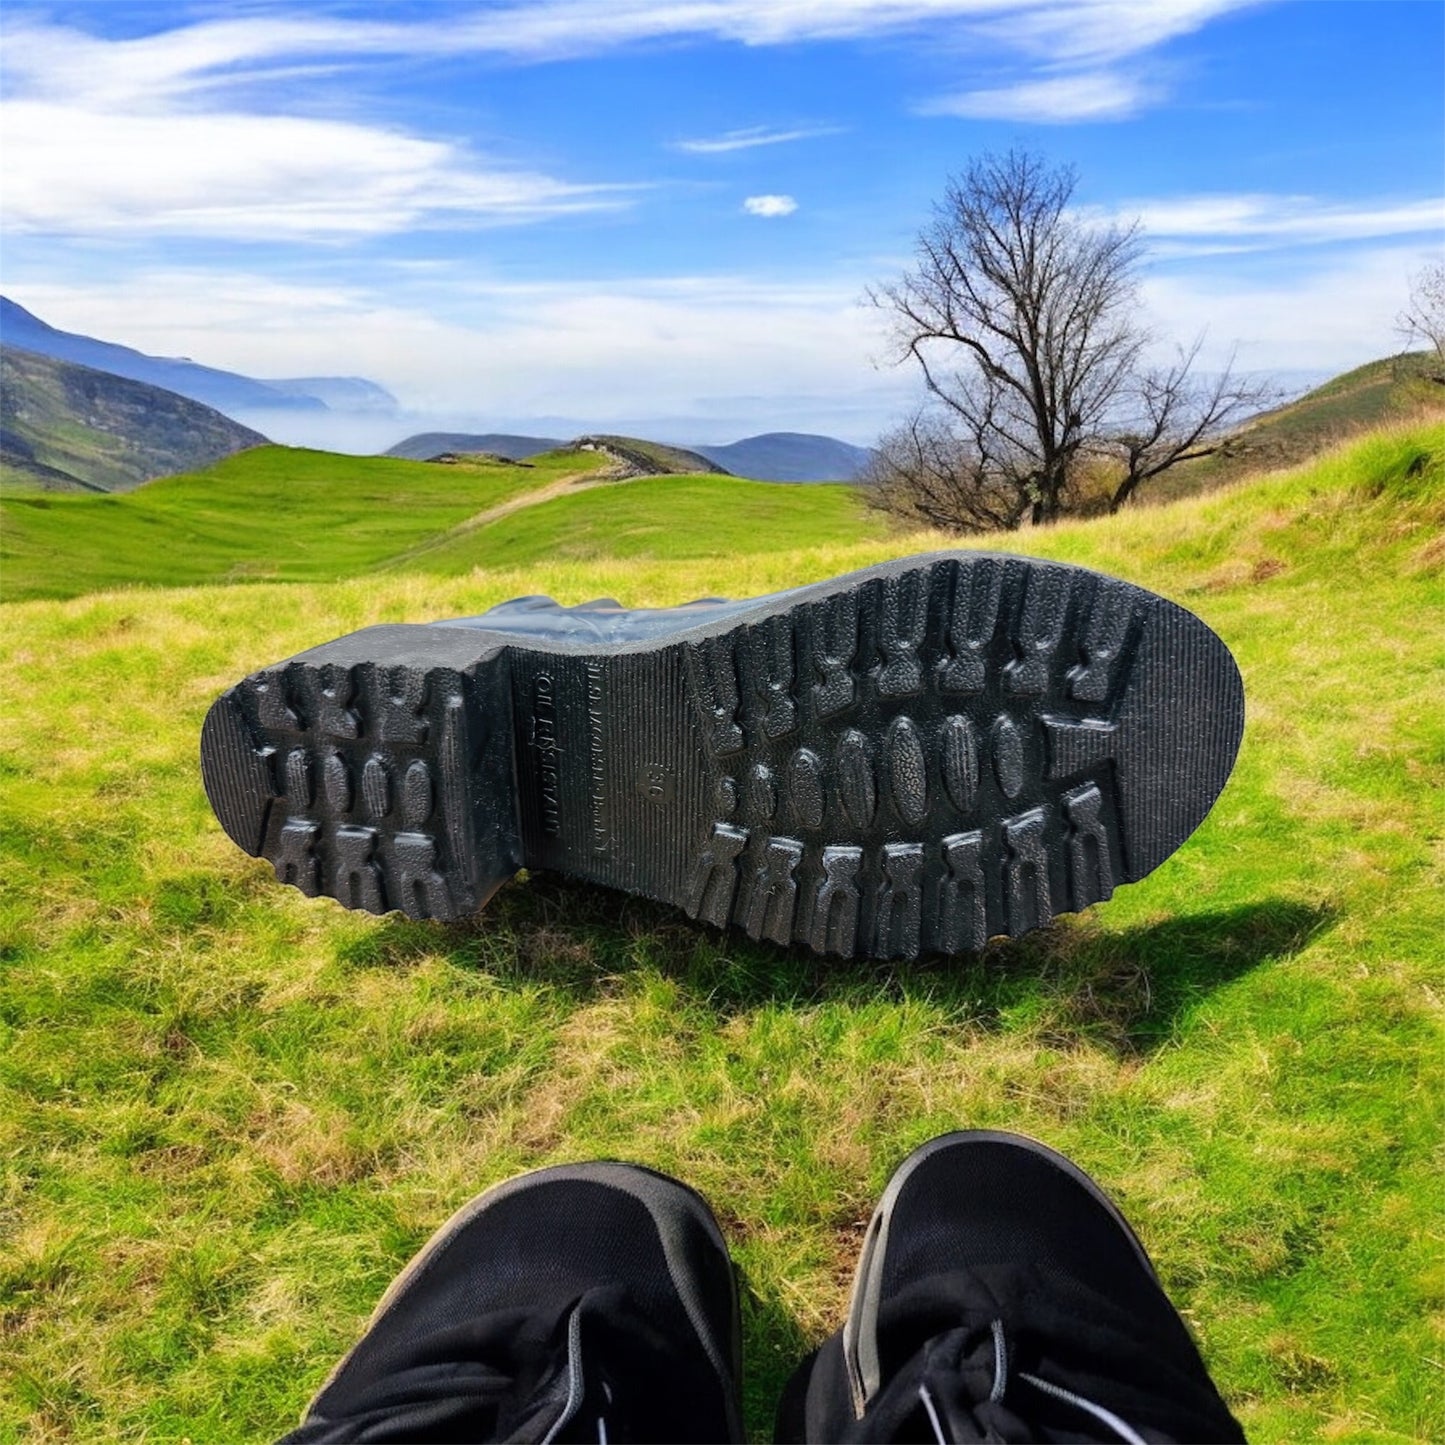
[
  {"xmin": 775, "ymin": 1131, "xmax": 1246, "ymax": 1443},
  {"xmin": 200, "ymin": 553, "xmax": 1244, "ymax": 957},
  {"xmin": 280, "ymin": 1162, "xmax": 743, "ymax": 1443}
]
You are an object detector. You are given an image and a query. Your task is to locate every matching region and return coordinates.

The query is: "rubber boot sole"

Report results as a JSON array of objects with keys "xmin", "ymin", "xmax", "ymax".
[{"xmin": 200, "ymin": 552, "xmax": 1244, "ymax": 958}]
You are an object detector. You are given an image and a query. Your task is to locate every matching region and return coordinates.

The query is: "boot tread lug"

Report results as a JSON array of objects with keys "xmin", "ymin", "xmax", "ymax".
[{"xmin": 202, "ymin": 648, "xmax": 516, "ymax": 923}]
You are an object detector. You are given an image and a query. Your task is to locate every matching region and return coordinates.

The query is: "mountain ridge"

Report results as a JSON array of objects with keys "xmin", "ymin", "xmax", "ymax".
[
  {"xmin": 0, "ymin": 345, "xmax": 267, "ymax": 492},
  {"xmin": 0, "ymin": 296, "xmax": 398, "ymax": 418}
]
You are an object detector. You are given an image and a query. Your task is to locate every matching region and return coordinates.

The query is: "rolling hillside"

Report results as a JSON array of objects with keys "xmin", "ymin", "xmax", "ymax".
[
  {"xmin": 1, "ymin": 347, "xmax": 267, "ymax": 493},
  {"xmin": 0, "ymin": 443, "xmax": 869, "ymax": 602},
  {"xmin": 1153, "ymin": 349, "xmax": 1445, "ymax": 502},
  {"xmin": 384, "ymin": 430, "xmax": 566, "ymax": 461},
  {"xmin": 2, "ymin": 422, "xmax": 1440, "ymax": 1442},
  {"xmin": 573, "ymin": 434, "xmax": 727, "ymax": 475},
  {"xmin": 396, "ymin": 473, "xmax": 866, "ymax": 572}
]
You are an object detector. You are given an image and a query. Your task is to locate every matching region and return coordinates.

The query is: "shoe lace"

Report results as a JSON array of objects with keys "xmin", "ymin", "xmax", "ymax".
[
  {"xmin": 1016, "ymin": 1370, "xmax": 1148, "ymax": 1445},
  {"xmin": 918, "ymin": 1318, "xmax": 1149, "ymax": 1445}
]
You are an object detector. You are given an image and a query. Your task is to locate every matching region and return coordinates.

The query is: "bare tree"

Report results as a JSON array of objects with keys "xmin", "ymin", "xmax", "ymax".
[
  {"xmin": 869, "ymin": 150, "xmax": 1266, "ymax": 529},
  {"xmin": 1398, "ymin": 260, "xmax": 1445, "ymax": 365}
]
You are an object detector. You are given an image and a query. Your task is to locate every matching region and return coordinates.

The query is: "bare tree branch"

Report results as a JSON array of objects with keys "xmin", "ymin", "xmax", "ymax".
[
  {"xmin": 1398, "ymin": 261, "xmax": 1445, "ymax": 368},
  {"xmin": 1100, "ymin": 344, "xmax": 1275, "ymax": 512}
]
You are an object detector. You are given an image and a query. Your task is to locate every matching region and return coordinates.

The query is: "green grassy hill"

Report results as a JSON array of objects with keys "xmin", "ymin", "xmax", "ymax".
[
  {"xmin": 0, "ymin": 444, "xmax": 871, "ymax": 603},
  {"xmin": 2, "ymin": 424, "xmax": 1442, "ymax": 1441},
  {"xmin": 402, "ymin": 473, "xmax": 866, "ymax": 572},
  {"xmin": 1151, "ymin": 350, "xmax": 1445, "ymax": 503},
  {"xmin": 0, "ymin": 444, "xmax": 602, "ymax": 600},
  {"xmin": 573, "ymin": 432, "xmax": 728, "ymax": 475}
]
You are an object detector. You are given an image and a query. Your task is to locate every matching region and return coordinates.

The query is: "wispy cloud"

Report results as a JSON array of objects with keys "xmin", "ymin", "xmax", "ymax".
[
  {"xmin": 0, "ymin": 0, "xmax": 1270, "ymax": 238},
  {"xmin": 1106, "ymin": 193, "xmax": 1445, "ymax": 252},
  {"xmin": 744, "ymin": 195, "xmax": 799, "ymax": 217},
  {"xmin": 1, "ymin": 4, "xmax": 1263, "ymax": 104},
  {"xmin": 0, "ymin": 12, "xmax": 633, "ymax": 242},
  {"xmin": 0, "ymin": 101, "xmax": 633, "ymax": 239},
  {"xmin": 673, "ymin": 124, "xmax": 843, "ymax": 154},
  {"xmin": 968, "ymin": 0, "xmax": 1257, "ymax": 68},
  {"xmin": 455, "ymin": 0, "xmax": 1262, "ymax": 64},
  {"xmin": 913, "ymin": 0, "xmax": 1254, "ymax": 122},
  {"xmin": 919, "ymin": 71, "xmax": 1156, "ymax": 123},
  {"xmin": 1140, "ymin": 244, "xmax": 1433, "ymax": 373}
]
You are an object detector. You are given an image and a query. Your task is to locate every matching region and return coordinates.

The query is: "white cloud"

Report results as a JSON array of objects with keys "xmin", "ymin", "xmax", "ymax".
[
  {"xmin": 969, "ymin": 0, "xmax": 1255, "ymax": 67},
  {"xmin": 744, "ymin": 194, "xmax": 799, "ymax": 217},
  {"xmin": 0, "ymin": 1, "xmax": 1268, "ymax": 242},
  {"xmin": 453, "ymin": 0, "xmax": 1261, "ymax": 62},
  {"xmin": 920, "ymin": 71, "xmax": 1154, "ymax": 122},
  {"xmin": 1, "ymin": 4, "xmax": 1262, "ymax": 106},
  {"xmin": 673, "ymin": 124, "xmax": 842, "ymax": 153},
  {"xmin": 1123, "ymin": 194, "xmax": 1445, "ymax": 249},
  {"xmin": 0, "ymin": 13, "xmax": 633, "ymax": 243},
  {"xmin": 1140, "ymin": 245, "xmax": 1432, "ymax": 374},
  {"xmin": 0, "ymin": 102, "xmax": 630, "ymax": 240}
]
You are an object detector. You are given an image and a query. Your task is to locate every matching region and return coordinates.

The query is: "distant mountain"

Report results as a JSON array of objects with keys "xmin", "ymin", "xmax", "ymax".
[
  {"xmin": 384, "ymin": 427, "xmax": 867, "ymax": 481},
  {"xmin": 689, "ymin": 432, "xmax": 871, "ymax": 482},
  {"xmin": 0, "ymin": 297, "xmax": 396, "ymax": 418},
  {"xmin": 385, "ymin": 431, "xmax": 565, "ymax": 461},
  {"xmin": 1, "ymin": 345, "xmax": 267, "ymax": 492}
]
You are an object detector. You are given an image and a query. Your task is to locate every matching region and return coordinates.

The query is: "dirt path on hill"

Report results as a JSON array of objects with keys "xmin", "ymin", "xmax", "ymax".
[{"xmin": 378, "ymin": 467, "xmax": 630, "ymax": 570}]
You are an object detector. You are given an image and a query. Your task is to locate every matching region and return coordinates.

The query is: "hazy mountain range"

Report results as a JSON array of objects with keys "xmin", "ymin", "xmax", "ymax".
[
  {"xmin": 0, "ymin": 298, "xmax": 875, "ymax": 482},
  {"xmin": 0, "ymin": 297, "xmax": 397, "ymax": 418}
]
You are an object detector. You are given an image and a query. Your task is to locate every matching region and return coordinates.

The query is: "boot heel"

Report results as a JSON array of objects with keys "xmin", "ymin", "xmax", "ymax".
[{"xmin": 200, "ymin": 625, "xmax": 520, "ymax": 920}]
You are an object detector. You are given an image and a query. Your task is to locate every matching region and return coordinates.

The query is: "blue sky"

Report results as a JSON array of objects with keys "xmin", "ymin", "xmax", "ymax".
[{"xmin": 1, "ymin": 0, "xmax": 1441, "ymax": 448}]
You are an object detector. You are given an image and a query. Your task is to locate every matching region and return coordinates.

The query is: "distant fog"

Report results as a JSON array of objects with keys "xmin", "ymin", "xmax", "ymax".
[
  {"xmin": 231, "ymin": 404, "xmax": 897, "ymax": 457},
  {"xmin": 234, "ymin": 366, "xmax": 1319, "ymax": 458}
]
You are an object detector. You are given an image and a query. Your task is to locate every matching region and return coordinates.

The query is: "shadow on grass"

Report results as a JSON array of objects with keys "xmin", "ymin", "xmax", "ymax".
[
  {"xmin": 738, "ymin": 1277, "xmax": 814, "ymax": 1439},
  {"xmin": 335, "ymin": 876, "xmax": 1333, "ymax": 1057}
]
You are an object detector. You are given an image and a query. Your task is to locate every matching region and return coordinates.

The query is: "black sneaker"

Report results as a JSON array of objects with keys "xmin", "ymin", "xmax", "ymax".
[
  {"xmin": 778, "ymin": 1131, "xmax": 1246, "ymax": 1442},
  {"xmin": 202, "ymin": 554, "xmax": 1244, "ymax": 958},
  {"xmin": 282, "ymin": 1161, "xmax": 743, "ymax": 1443}
]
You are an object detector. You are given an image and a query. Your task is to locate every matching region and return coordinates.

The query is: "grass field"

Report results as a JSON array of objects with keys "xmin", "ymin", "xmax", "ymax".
[
  {"xmin": 0, "ymin": 446, "xmax": 607, "ymax": 601},
  {"xmin": 0, "ymin": 445, "xmax": 871, "ymax": 604},
  {"xmin": 405, "ymin": 473, "xmax": 866, "ymax": 572},
  {"xmin": 3, "ymin": 425, "xmax": 1443, "ymax": 1441}
]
